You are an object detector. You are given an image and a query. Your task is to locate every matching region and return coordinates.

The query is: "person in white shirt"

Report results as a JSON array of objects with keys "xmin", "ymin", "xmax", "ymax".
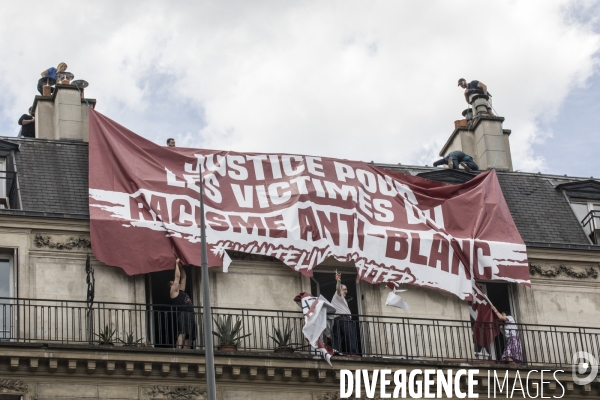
[
  {"xmin": 492, "ymin": 306, "xmax": 523, "ymax": 363},
  {"xmin": 331, "ymin": 272, "xmax": 358, "ymax": 355}
]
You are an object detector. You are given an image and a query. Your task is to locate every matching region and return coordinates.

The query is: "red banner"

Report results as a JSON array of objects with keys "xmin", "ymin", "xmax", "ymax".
[{"xmin": 89, "ymin": 109, "xmax": 529, "ymax": 300}]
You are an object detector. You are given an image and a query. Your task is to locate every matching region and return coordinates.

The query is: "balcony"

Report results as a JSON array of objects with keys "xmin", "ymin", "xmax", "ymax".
[
  {"xmin": 582, "ymin": 209, "xmax": 600, "ymax": 244},
  {"xmin": 1, "ymin": 297, "xmax": 598, "ymax": 369}
]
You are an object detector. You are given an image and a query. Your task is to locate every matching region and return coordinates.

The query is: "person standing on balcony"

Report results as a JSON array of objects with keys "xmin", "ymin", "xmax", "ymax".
[
  {"xmin": 492, "ymin": 306, "xmax": 523, "ymax": 364},
  {"xmin": 169, "ymin": 258, "xmax": 196, "ymax": 349},
  {"xmin": 37, "ymin": 62, "xmax": 68, "ymax": 95},
  {"xmin": 331, "ymin": 272, "xmax": 358, "ymax": 355}
]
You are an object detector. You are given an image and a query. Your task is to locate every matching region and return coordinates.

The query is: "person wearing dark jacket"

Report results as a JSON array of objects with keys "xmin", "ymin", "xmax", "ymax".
[
  {"xmin": 169, "ymin": 258, "xmax": 196, "ymax": 349},
  {"xmin": 458, "ymin": 78, "xmax": 494, "ymax": 115},
  {"xmin": 433, "ymin": 150, "xmax": 479, "ymax": 171},
  {"xmin": 18, "ymin": 107, "xmax": 35, "ymax": 138}
]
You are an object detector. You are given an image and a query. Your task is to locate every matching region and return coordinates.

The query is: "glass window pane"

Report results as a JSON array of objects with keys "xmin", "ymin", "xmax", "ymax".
[
  {"xmin": 593, "ymin": 204, "xmax": 600, "ymax": 231},
  {"xmin": 570, "ymin": 203, "xmax": 591, "ymax": 234},
  {"xmin": 0, "ymin": 260, "xmax": 9, "ymax": 297},
  {"xmin": 0, "ymin": 259, "xmax": 10, "ymax": 340},
  {"xmin": 0, "ymin": 158, "xmax": 5, "ymax": 200},
  {"xmin": 571, "ymin": 203, "xmax": 589, "ymax": 221}
]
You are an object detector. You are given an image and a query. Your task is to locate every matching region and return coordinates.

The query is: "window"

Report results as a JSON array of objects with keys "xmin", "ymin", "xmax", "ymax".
[
  {"xmin": 570, "ymin": 200, "xmax": 600, "ymax": 237},
  {"xmin": 0, "ymin": 157, "xmax": 6, "ymax": 203},
  {"xmin": 146, "ymin": 266, "xmax": 196, "ymax": 348},
  {"xmin": 0, "ymin": 252, "xmax": 14, "ymax": 341}
]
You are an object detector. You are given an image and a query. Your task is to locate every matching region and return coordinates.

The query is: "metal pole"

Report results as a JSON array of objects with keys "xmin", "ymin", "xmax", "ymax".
[{"xmin": 199, "ymin": 163, "xmax": 217, "ymax": 400}]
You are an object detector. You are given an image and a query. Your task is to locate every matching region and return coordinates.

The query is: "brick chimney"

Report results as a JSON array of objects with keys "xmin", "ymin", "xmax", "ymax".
[
  {"xmin": 32, "ymin": 84, "xmax": 96, "ymax": 142},
  {"xmin": 442, "ymin": 93, "xmax": 513, "ymax": 171}
]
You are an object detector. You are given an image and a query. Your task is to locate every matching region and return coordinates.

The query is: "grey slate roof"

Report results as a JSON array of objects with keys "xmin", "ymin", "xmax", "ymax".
[
  {"xmin": 2, "ymin": 138, "xmax": 596, "ymax": 248},
  {"xmin": 495, "ymin": 173, "xmax": 591, "ymax": 245},
  {"xmin": 11, "ymin": 138, "xmax": 89, "ymax": 215}
]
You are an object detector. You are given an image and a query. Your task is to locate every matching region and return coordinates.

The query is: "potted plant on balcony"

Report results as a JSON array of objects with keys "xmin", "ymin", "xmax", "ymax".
[
  {"xmin": 268, "ymin": 324, "xmax": 296, "ymax": 354},
  {"xmin": 95, "ymin": 325, "xmax": 116, "ymax": 346},
  {"xmin": 212, "ymin": 315, "xmax": 251, "ymax": 352},
  {"xmin": 118, "ymin": 331, "xmax": 143, "ymax": 347}
]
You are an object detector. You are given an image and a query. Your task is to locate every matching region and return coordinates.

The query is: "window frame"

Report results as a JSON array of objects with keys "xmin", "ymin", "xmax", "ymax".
[
  {"xmin": 570, "ymin": 199, "xmax": 600, "ymax": 236},
  {"xmin": 0, "ymin": 249, "xmax": 16, "ymax": 342},
  {"xmin": 0, "ymin": 251, "xmax": 15, "ymax": 298},
  {"xmin": 0, "ymin": 157, "xmax": 6, "ymax": 201}
]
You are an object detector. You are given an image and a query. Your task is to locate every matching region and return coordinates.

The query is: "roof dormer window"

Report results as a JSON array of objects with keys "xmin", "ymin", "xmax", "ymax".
[
  {"xmin": 556, "ymin": 180, "xmax": 600, "ymax": 245},
  {"xmin": 570, "ymin": 200, "xmax": 600, "ymax": 242}
]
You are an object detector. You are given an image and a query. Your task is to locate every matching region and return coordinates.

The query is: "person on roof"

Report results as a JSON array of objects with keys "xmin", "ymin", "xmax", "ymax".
[
  {"xmin": 18, "ymin": 107, "xmax": 35, "ymax": 138},
  {"xmin": 433, "ymin": 150, "xmax": 479, "ymax": 172},
  {"xmin": 169, "ymin": 258, "xmax": 196, "ymax": 349},
  {"xmin": 166, "ymin": 138, "xmax": 176, "ymax": 147},
  {"xmin": 37, "ymin": 62, "xmax": 68, "ymax": 95},
  {"xmin": 457, "ymin": 78, "xmax": 493, "ymax": 115},
  {"xmin": 330, "ymin": 272, "xmax": 358, "ymax": 355}
]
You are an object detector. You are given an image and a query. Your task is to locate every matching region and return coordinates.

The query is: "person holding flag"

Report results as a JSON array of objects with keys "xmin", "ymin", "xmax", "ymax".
[
  {"xmin": 492, "ymin": 305, "xmax": 523, "ymax": 364},
  {"xmin": 331, "ymin": 272, "xmax": 358, "ymax": 355}
]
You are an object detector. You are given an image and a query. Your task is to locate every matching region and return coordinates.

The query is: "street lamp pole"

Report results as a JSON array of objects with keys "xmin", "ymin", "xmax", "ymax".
[{"xmin": 199, "ymin": 163, "xmax": 217, "ymax": 400}]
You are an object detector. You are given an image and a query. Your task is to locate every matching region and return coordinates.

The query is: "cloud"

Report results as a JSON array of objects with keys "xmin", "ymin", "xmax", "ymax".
[{"xmin": 0, "ymin": 0, "xmax": 598, "ymax": 172}]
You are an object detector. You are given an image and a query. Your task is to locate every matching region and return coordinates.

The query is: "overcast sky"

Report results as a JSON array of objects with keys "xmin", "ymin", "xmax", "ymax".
[{"xmin": 1, "ymin": 0, "xmax": 598, "ymax": 177}]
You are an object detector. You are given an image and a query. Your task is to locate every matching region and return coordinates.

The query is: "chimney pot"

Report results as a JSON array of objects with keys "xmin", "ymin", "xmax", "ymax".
[{"xmin": 454, "ymin": 119, "xmax": 469, "ymax": 129}]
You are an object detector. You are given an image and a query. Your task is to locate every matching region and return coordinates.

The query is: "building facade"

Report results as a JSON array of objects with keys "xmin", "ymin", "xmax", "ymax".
[{"xmin": 0, "ymin": 86, "xmax": 598, "ymax": 399}]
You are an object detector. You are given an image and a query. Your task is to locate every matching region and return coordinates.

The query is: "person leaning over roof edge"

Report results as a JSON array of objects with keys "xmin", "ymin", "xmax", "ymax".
[
  {"xmin": 37, "ymin": 62, "xmax": 67, "ymax": 95},
  {"xmin": 18, "ymin": 107, "xmax": 35, "ymax": 138},
  {"xmin": 433, "ymin": 150, "xmax": 479, "ymax": 172},
  {"xmin": 166, "ymin": 138, "xmax": 176, "ymax": 147},
  {"xmin": 458, "ymin": 78, "xmax": 494, "ymax": 115}
]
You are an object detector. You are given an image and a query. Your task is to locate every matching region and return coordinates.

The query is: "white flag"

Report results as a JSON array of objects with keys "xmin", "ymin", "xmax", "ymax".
[{"xmin": 385, "ymin": 290, "xmax": 410, "ymax": 311}]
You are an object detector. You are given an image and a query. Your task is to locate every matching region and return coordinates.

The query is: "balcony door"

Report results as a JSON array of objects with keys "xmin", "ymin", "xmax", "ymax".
[
  {"xmin": 146, "ymin": 265, "xmax": 195, "ymax": 348},
  {"xmin": 0, "ymin": 251, "xmax": 14, "ymax": 342},
  {"xmin": 477, "ymin": 281, "xmax": 516, "ymax": 360},
  {"xmin": 311, "ymin": 271, "xmax": 362, "ymax": 354}
]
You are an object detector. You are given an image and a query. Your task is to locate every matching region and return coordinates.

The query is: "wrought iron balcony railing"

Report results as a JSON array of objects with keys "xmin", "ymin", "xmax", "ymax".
[
  {"xmin": 0, "ymin": 297, "xmax": 598, "ymax": 368},
  {"xmin": 581, "ymin": 209, "xmax": 600, "ymax": 244}
]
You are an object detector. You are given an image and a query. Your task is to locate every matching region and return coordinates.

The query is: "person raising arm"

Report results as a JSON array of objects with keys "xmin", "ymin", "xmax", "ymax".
[{"xmin": 169, "ymin": 259, "xmax": 195, "ymax": 349}]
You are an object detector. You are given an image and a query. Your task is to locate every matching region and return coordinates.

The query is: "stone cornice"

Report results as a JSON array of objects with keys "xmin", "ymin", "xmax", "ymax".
[
  {"xmin": 0, "ymin": 214, "xmax": 90, "ymax": 231},
  {"xmin": 1, "ymin": 345, "xmax": 597, "ymax": 398},
  {"xmin": 0, "ymin": 343, "xmax": 589, "ymax": 385},
  {"xmin": 526, "ymin": 246, "xmax": 600, "ymax": 263}
]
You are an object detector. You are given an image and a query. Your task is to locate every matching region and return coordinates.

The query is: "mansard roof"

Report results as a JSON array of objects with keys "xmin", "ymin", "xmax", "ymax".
[
  {"xmin": 7, "ymin": 137, "xmax": 89, "ymax": 216},
  {"xmin": 495, "ymin": 174, "xmax": 591, "ymax": 245},
  {"xmin": 1, "ymin": 137, "xmax": 597, "ymax": 249}
]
